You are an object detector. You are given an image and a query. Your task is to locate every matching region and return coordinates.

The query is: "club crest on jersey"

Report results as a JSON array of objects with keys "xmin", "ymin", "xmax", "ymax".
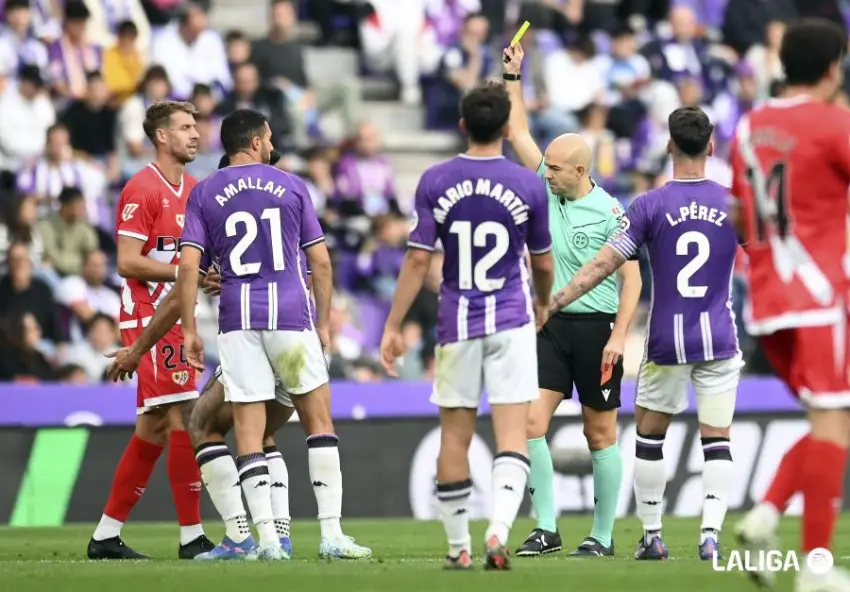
[
  {"xmin": 409, "ymin": 210, "xmax": 419, "ymax": 233},
  {"xmin": 573, "ymin": 232, "xmax": 589, "ymax": 249},
  {"xmin": 176, "ymin": 214, "xmax": 184, "ymax": 228},
  {"xmin": 122, "ymin": 204, "xmax": 139, "ymax": 222},
  {"xmin": 172, "ymin": 370, "xmax": 189, "ymax": 386}
]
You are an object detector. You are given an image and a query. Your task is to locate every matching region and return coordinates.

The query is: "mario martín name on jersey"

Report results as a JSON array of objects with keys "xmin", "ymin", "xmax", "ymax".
[
  {"xmin": 665, "ymin": 200, "xmax": 728, "ymax": 227},
  {"xmin": 213, "ymin": 175, "xmax": 287, "ymax": 206},
  {"xmin": 432, "ymin": 178, "xmax": 530, "ymax": 225}
]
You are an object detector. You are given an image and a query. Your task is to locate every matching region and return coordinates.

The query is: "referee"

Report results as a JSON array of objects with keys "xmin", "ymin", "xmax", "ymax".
[{"xmin": 502, "ymin": 43, "xmax": 642, "ymax": 557}]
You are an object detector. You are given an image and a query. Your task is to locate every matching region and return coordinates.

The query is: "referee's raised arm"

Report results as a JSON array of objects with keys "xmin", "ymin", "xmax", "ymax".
[{"xmin": 502, "ymin": 44, "xmax": 544, "ymax": 171}]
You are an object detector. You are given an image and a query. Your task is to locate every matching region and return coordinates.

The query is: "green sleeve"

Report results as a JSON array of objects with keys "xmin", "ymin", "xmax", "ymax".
[{"xmin": 604, "ymin": 203, "xmax": 623, "ymax": 240}]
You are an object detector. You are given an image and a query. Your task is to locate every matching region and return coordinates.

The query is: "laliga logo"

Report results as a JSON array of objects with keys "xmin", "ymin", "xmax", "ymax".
[{"xmin": 712, "ymin": 548, "xmax": 833, "ymax": 575}]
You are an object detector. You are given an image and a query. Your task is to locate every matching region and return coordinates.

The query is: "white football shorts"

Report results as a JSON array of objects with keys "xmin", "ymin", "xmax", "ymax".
[
  {"xmin": 430, "ymin": 322, "xmax": 540, "ymax": 408},
  {"xmin": 217, "ymin": 329, "xmax": 329, "ymax": 404},
  {"xmin": 635, "ymin": 353, "xmax": 744, "ymax": 416}
]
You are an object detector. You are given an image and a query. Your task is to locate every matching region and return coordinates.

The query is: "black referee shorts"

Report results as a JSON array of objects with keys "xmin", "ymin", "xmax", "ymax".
[{"xmin": 537, "ymin": 312, "xmax": 623, "ymax": 411}]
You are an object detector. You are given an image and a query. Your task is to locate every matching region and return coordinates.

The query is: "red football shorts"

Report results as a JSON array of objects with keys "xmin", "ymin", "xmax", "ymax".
[
  {"xmin": 759, "ymin": 314, "xmax": 850, "ymax": 409},
  {"xmin": 120, "ymin": 304, "xmax": 199, "ymax": 415}
]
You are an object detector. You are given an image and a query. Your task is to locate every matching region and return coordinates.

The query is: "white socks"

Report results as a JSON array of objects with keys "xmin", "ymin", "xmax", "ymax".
[
  {"xmin": 236, "ymin": 452, "xmax": 277, "ymax": 547},
  {"xmin": 484, "ymin": 452, "xmax": 530, "ymax": 546},
  {"xmin": 265, "ymin": 445, "xmax": 291, "ymax": 539},
  {"xmin": 634, "ymin": 431, "xmax": 666, "ymax": 540},
  {"xmin": 701, "ymin": 437, "xmax": 734, "ymax": 540},
  {"xmin": 306, "ymin": 434, "xmax": 344, "ymax": 540},
  {"xmin": 196, "ymin": 442, "xmax": 251, "ymax": 543},
  {"xmin": 436, "ymin": 478, "xmax": 472, "ymax": 557},
  {"xmin": 93, "ymin": 515, "xmax": 123, "ymax": 541}
]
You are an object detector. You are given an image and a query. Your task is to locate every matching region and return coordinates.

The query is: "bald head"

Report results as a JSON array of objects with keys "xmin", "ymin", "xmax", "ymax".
[
  {"xmin": 547, "ymin": 134, "xmax": 593, "ymax": 169},
  {"xmin": 543, "ymin": 134, "xmax": 594, "ymax": 199}
]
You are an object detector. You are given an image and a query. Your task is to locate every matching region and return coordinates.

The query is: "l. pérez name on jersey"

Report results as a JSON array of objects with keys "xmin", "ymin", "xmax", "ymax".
[
  {"xmin": 214, "ymin": 176, "xmax": 287, "ymax": 206},
  {"xmin": 432, "ymin": 178, "xmax": 529, "ymax": 225},
  {"xmin": 666, "ymin": 200, "xmax": 728, "ymax": 227}
]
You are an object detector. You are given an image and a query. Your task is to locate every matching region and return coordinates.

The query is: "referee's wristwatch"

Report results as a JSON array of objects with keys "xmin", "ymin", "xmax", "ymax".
[{"xmin": 502, "ymin": 73, "xmax": 521, "ymax": 81}]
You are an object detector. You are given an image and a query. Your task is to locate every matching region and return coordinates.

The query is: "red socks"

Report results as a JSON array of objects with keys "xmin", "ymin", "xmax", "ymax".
[
  {"xmin": 763, "ymin": 434, "xmax": 810, "ymax": 511},
  {"xmin": 167, "ymin": 430, "xmax": 202, "ymax": 526},
  {"xmin": 800, "ymin": 438, "xmax": 847, "ymax": 552},
  {"xmin": 104, "ymin": 434, "xmax": 163, "ymax": 521}
]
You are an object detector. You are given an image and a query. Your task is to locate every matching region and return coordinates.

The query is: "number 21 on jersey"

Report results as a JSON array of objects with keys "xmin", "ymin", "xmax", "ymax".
[
  {"xmin": 450, "ymin": 220, "xmax": 509, "ymax": 292},
  {"xmin": 226, "ymin": 208, "xmax": 285, "ymax": 276}
]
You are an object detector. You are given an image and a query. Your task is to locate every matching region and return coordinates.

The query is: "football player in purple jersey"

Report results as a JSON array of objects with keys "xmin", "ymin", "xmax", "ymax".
[
  {"xmin": 176, "ymin": 109, "xmax": 370, "ymax": 561},
  {"xmin": 380, "ymin": 81, "xmax": 555, "ymax": 570},
  {"xmin": 541, "ymin": 107, "xmax": 742, "ymax": 562}
]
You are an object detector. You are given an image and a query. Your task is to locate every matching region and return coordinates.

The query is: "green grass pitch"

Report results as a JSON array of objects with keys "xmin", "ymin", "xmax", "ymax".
[{"xmin": 0, "ymin": 515, "xmax": 843, "ymax": 591}]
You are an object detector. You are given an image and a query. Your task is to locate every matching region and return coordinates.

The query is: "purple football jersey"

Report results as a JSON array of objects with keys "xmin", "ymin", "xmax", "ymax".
[
  {"xmin": 408, "ymin": 155, "xmax": 551, "ymax": 344},
  {"xmin": 608, "ymin": 179, "xmax": 739, "ymax": 365},
  {"xmin": 182, "ymin": 163, "xmax": 324, "ymax": 334}
]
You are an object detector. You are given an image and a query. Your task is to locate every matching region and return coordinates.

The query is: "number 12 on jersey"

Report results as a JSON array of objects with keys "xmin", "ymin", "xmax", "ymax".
[
  {"xmin": 226, "ymin": 207, "xmax": 285, "ymax": 276},
  {"xmin": 450, "ymin": 220, "xmax": 509, "ymax": 292}
]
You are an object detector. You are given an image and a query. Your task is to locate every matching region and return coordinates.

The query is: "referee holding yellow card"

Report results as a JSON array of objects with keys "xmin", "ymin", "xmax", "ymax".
[{"xmin": 502, "ymin": 25, "xmax": 642, "ymax": 558}]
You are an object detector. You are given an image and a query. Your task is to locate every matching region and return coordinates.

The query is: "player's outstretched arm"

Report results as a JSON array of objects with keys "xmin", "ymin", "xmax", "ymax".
[
  {"xmin": 503, "ymin": 43, "xmax": 544, "ymax": 171},
  {"xmin": 548, "ymin": 246, "xmax": 626, "ymax": 315},
  {"xmin": 116, "ymin": 235, "xmax": 182, "ymax": 282}
]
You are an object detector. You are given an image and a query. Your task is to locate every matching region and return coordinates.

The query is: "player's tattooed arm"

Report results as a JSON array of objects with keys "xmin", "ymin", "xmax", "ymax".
[{"xmin": 548, "ymin": 246, "xmax": 627, "ymax": 314}]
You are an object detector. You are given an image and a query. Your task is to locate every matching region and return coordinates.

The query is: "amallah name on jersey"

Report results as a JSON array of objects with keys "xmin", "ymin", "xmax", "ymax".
[
  {"xmin": 214, "ymin": 176, "xmax": 287, "ymax": 206},
  {"xmin": 432, "ymin": 178, "xmax": 530, "ymax": 226},
  {"xmin": 665, "ymin": 200, "xmax": 728, "ymax": 228}
]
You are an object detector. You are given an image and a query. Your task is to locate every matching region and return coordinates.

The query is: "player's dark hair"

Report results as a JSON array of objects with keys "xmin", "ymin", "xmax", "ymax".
[
  {"xmin": 459, "ymin": 80, "xmax": 511, "ymax": 144},
  {"xmin": 142, "ymin": 100, "xmax": 197, "ymax": 144},
  {"xmin": 218, "ymin": 150, "xmax": 282, "ymax": 169},
  {"xmin": 220, "ymin": 109, "xmax": 268, "ymax": 156},
  {"xmin": 668, "ymin": 106, "xmax": 713, "ymax": 157},
  {"xmin": 780, "ymin": 19, "xmax": 846, "ymax": 86}
]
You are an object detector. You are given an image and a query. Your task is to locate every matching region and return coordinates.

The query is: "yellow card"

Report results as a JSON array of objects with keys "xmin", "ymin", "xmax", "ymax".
[{"xmin": 510, "ymin": 20, "xmax": 531, "ymax": 47}]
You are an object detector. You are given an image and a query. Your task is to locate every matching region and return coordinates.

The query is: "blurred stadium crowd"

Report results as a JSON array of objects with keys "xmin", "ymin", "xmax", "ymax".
[{"xmin": 0, "ymin": 0, "xmax": 837, "ymax": 384}]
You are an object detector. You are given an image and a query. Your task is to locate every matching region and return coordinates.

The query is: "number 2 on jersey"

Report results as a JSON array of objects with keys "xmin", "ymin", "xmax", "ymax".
[
  {"xmin": 450, "ymin": 220, "xmax": 509, "ymax": 292},
  {"xmin": 226, "ymin": 208, "xmax": 285, "ymax": 276},
  {"xmin": 677, "ymin": 231, "xmax": 709, "ymax": 298}
]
